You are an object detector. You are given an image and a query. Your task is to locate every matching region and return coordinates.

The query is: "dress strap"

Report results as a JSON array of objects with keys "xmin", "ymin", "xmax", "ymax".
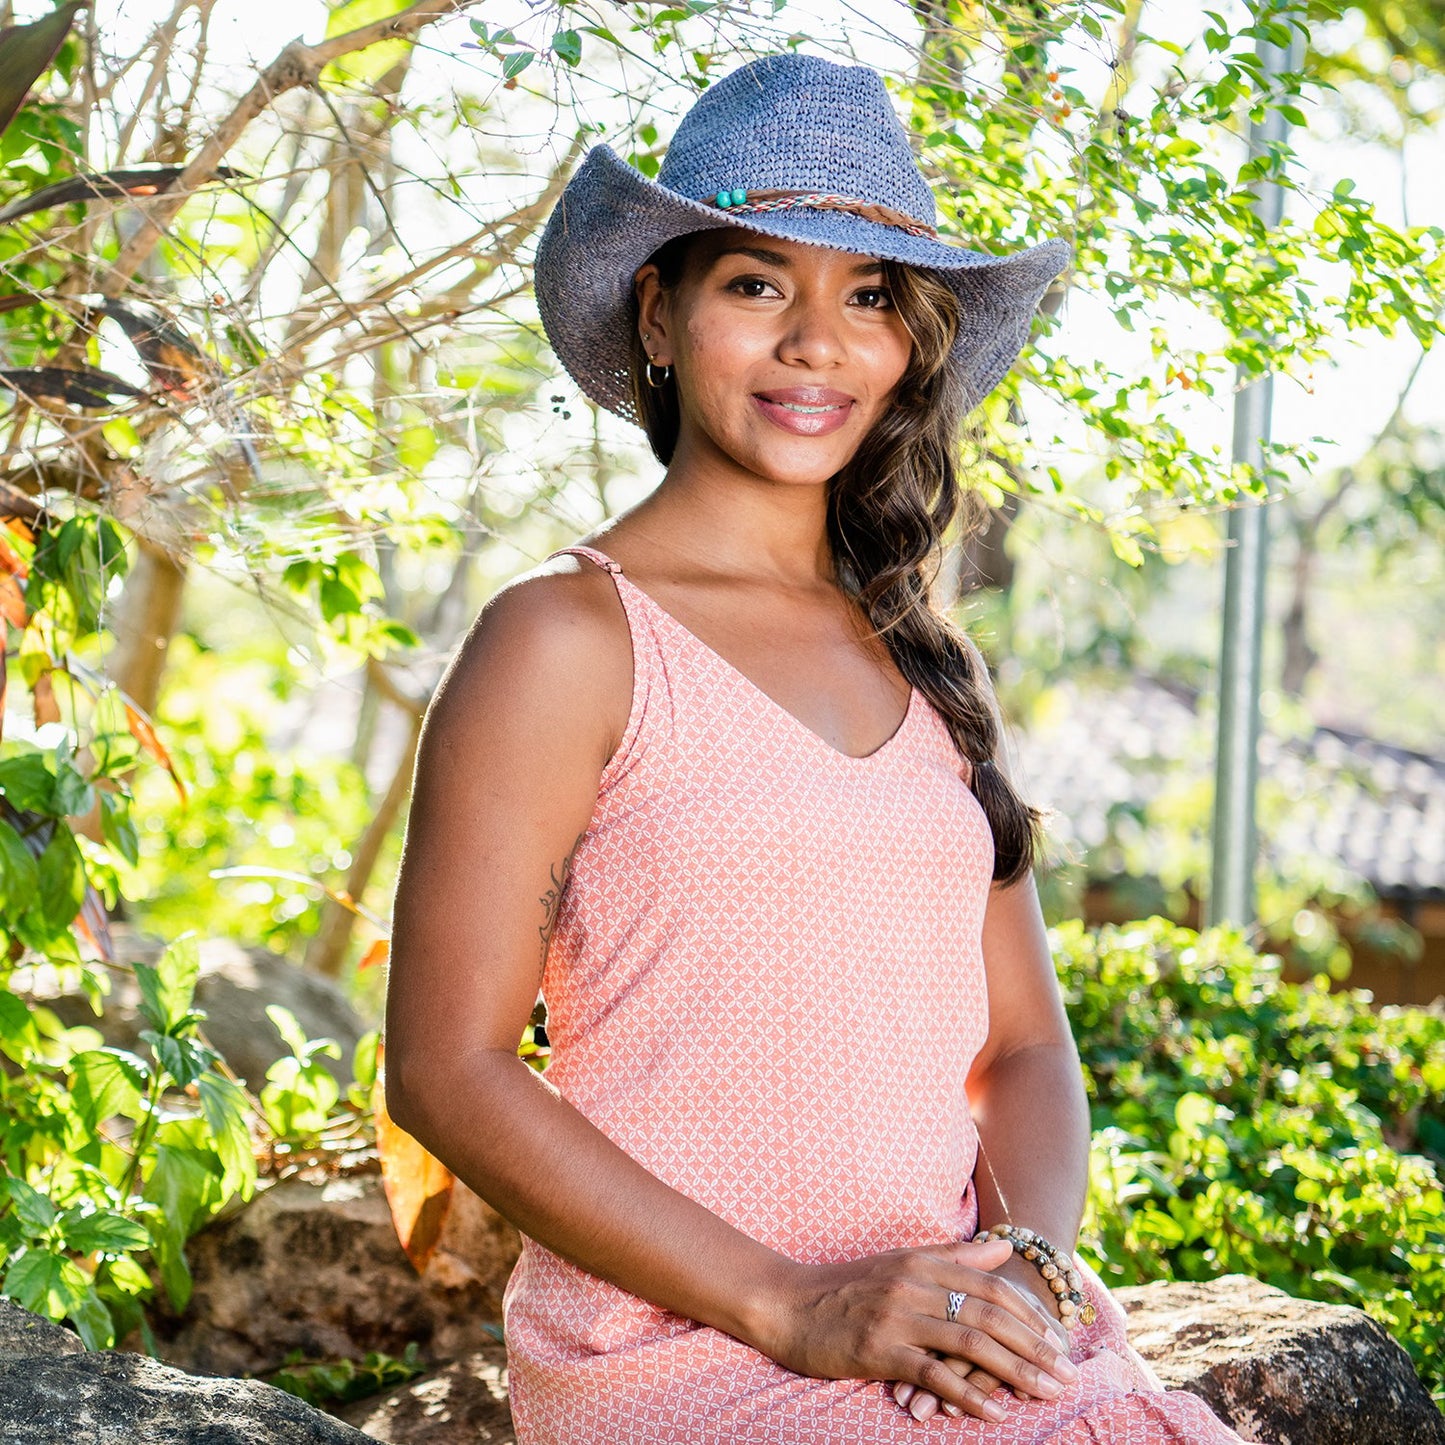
[
  {"xmin": 549, "ymin": 543, "xmax": 623, "ymax": 576},
  {"xmin": 545, "ymin": 544, "xmax": 664, "ymax": 795}
]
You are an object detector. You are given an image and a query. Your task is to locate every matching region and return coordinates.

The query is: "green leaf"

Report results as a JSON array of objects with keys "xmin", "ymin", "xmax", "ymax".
[
  {"xmin": 196, "ymin": 1073, "xmax": 257, "ymax": 1199},
  {"xmin": 551, "ymin": 29, "xmax": 582, "ymax": 66},
  {"xmin": 133, "ymin": 932, "xmax": 201, "ymax": 1035},
  {"xmin": 500, "ymin": 50, "xmax": 534, "ymax": 80},
  {"xmin": 145, "ymin": 1031, "xmax": 218, "ymax": 1089},
  {"xmin": 69, "ymin": 1283, "xmax": 116, "ymax": 1349},
  {"xmin": 3, "ymin": 1248, "xmax": 87, "ymax": 1319},
  {"xmin": 70, "ymin": 1047, "xmax": 148, "ymax": 1129},
  {"xmin": 142, "ymin": 1137, "xmax": 217, "ymax": 1313},
  {"xmin": 58, "ymin": 1207, "xmax": 150, "ymax": 1255},
  {"xmin": 0, "ymin": 753, "xmax": 57, "ymax": 813},
  {"xmin": 266, "ymin": 1003, "xmax": 311, "ymax": 1057},
  {"xmin": 320, "ymin": 0, "xmax": 414, "ymax": 88},
  {"xmin": 101, "ymin": 1253, "xmax": 152, "ymax": 1297},
  {"xmin": 3, "ymin": 1174, "xmax": 57, "ymax": 1233},
  {"xmin": 0, "ymin": 816, "xmax": 41, "ymax": 913},
  {"xmin": 1109, "ymin": 529, "xmax": 1145, "ymax": 569},
  {"xmin": 36, "ymin": 824, "xmax": 87, "ymax": 933}
]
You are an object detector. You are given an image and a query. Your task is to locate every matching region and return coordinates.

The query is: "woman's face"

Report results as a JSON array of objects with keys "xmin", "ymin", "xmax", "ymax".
[{"xmin": 635, "ymin": 229, "xmax": 914, "ymax": 488}]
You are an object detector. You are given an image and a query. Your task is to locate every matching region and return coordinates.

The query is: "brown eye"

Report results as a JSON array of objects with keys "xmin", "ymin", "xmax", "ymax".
[
  {"xmin": 855, "ymin": 287, "xmax": 894, "ymax": 309},
  {"xmin": 727, "ymin": 275, "xmax": 777, "ymax": 297}
]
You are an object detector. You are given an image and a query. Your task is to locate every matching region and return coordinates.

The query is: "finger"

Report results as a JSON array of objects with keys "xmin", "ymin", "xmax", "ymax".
[
  {"xmin": 939, "ymin": 1264, "xmax": 1062, "ymax": 1342},
  {"xmin": 940, "ymin": 1236, "xmax": 1013, "ymax": 1272},
  {"xmin": 921, "ymin": 1308, "xmax": 1079, "ymax": 1398},
  {"xmin": 892, "ymin": 1381, "xmax": 914, "ymax": 1408},
  {"xmin": 908, "ymin": 1389, "xmax": 941, "ymax": 1422},
  {"xmin": 931, "ymin": 1358, "xmax": 1004, "ymax": 1418},
  {"xmin": 908, "ymin": 1350, "xmax": 1009, "ymax": 1424}
]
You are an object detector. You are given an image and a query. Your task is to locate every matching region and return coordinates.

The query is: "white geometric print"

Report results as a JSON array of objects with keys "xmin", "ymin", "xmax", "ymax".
[{"xmin": 501, "ymin": 545, "xmax": 1246, "ymax": 1445}]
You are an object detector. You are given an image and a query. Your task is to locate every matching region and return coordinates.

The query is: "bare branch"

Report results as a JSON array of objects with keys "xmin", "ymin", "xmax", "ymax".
[{"xmin": 99, "ymin": 0, "xmax": 480, "ymax": 298}]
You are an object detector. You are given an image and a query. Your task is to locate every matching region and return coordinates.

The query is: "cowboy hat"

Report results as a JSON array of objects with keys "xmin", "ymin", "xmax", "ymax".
[{"xmin": 533, "ymin": 52, "xmax": 1071, "ymax": 425}]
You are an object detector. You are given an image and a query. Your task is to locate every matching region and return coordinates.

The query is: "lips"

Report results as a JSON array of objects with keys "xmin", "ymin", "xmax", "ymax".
[
  {"xmin": 751, "ymin": 391, "xmax": 855, "ymax": 436},
  {"xmin": 753, "ymin": 386, "xmax": 855, "ymax": 406}
]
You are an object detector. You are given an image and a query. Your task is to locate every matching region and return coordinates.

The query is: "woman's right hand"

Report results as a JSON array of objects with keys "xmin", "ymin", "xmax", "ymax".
[{"xmin": 754, "ymin": 1236, "xmax": 1081, "ymax": 1423}]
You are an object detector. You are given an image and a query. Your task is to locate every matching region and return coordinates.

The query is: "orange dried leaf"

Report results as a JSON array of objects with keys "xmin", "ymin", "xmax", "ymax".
[
  {"xmin": 123, "ymin": 698, "xmax": 187, "ymax": 803},
  {"xmin": 358, "ymin": 936, "xmax": 390, "ymax": 971},
  {"xmin": 373, "ymin": 1036, "xmax": 456, "ymax": 1274},
  {"xmin": 0, "ymin": 527, "xmax": 28, "ymax": 578},
  {"xmin": 33, "ymin": 670, "xmax": 60, "ymax": 726},
  {"xmin": 0, "ymin": 573, "xmax": 26, "ymax": 629}
]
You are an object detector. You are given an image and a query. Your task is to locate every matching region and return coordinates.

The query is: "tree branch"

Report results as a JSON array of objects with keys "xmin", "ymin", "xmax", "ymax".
[{"xmin": 99, "ymin": 0, "xmax": 480, "ymax": 298}]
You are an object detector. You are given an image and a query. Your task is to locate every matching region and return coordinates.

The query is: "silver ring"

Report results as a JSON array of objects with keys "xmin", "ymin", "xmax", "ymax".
[{"xmin": 945, "ymin": 1289, "xmax": 967, "ymax": 1324}]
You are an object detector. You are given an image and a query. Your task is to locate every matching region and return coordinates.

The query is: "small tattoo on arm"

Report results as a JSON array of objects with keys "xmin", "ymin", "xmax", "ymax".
[{"xmin": 537, "ymin": 831, "xmax": 587, "ymax": 976}]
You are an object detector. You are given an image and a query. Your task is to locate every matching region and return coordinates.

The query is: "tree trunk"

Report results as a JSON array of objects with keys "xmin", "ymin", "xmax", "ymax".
[{"xmin": 108, "ymin": 539, "xmax": 188, "ymax": 715}]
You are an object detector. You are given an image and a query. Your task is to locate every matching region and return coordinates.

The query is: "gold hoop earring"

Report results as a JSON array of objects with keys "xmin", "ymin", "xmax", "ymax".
[{"xmin": 645, "ymin": 360, "xmax": 673, "ymax": 389}]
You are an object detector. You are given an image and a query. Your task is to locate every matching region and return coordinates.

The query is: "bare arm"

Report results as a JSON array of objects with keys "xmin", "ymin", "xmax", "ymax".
[
  {"xmin": 384, "ymin": 562, "xmax": 1078, "ymax": 1422},
  {"xmin": 967, "ymin": 868, "xmax": 1092, "ymax": 1287},
  {"xmin": 384, "ymin": 566, "xmax": 786, "ymax": 1344},
  {"xmin": 896, "ymin": 793, "xmax": 1091, "ymax": 1421}
]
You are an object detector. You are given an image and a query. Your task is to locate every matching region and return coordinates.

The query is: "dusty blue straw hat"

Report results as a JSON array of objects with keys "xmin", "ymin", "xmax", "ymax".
[{"xmin": 533, "ymin": 51, "xmax": 1071, "ymax": 427}]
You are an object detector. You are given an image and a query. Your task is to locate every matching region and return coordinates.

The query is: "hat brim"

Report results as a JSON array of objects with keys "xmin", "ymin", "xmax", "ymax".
[{"xmin": 534, "ymin": 143, "xmax": 1071, "ymax": 424}]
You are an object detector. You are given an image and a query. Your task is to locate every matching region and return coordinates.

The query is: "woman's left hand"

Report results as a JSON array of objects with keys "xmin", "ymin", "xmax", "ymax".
[{"xmin": 891, "ymin": 1267, "xmax": 1073, "ymax": 1422}]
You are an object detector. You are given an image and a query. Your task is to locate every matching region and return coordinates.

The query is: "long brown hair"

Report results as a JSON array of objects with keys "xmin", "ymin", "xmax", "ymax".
[{"xmin": 625, "ymin": 232, "xmax": 1045, "ymax": 886}]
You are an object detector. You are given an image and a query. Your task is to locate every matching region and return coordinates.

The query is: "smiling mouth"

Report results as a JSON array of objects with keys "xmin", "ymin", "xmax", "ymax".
[{"xmin": 757, "ymin": 399, "xmax": 850, "ymax": 414}]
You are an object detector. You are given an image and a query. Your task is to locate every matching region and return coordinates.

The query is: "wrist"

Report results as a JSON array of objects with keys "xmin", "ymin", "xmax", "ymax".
[
  {"xmin": 996, "ymin": 1256, "xmax": 1069, "ymax": 1336},
  {"xmin": 723, "ymin": 1249, "xmax": 804, "ymax": 1358}
]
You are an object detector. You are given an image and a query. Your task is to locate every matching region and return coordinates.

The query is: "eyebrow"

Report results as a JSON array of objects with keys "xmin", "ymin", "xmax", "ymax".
[{"xmin": 709, "ymin": 244, "xmax": 884, "ymax": 277}]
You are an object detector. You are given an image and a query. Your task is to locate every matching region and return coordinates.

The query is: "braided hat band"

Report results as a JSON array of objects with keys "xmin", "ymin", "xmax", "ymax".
[
  {"xmin": 532, "ymin": 53, "xmax": 1072, "ymax": 426},
  {"xmin": 707, "ymin": 188, "xmax": 941, "ymax": 239}
]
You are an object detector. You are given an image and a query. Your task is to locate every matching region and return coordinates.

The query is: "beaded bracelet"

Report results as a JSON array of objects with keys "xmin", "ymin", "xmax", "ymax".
[{"xmin": 973, "ymin": 1223, "xmax": 1097, "ymax": 1330}]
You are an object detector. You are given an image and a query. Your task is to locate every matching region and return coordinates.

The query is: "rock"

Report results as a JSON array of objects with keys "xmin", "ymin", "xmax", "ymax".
[
  {"xmin": 0, "ymin": 1296, "xmax": 372, "ymax": 1445},
  {"xmin": 335, "ymin": 1343, "xmax": 514, "ymax": 1444},
  {"xmin": 143, "ymin": 1164, "xmax": 521, "ymax": 1378},
  {"xmin": 1116, "ymin": 1274, "xmax": 1445, "ymax": 1444},
  {"xmin": 20, "ymin": 923, "xmax": 368, "ymax": 1091}
]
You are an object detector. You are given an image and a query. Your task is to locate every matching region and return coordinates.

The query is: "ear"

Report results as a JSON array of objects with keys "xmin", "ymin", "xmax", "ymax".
[{"xmin": 633, "ymin": 263, "xmax": 669, "ymax": 356}]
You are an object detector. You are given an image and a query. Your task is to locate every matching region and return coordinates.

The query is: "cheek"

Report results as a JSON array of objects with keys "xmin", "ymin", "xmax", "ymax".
[{"xmin": 868, "ymin": 323, "xmax": 914, "ymax": 382}]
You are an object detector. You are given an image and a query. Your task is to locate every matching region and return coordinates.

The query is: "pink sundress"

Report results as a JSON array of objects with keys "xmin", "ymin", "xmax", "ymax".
[{"xmin": 501, "ymin": 544, "xmax": 1245, "ymax": 1445}]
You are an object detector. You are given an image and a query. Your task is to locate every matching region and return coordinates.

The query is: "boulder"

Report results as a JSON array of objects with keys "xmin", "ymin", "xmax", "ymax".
[
  {"xmin": 143, "ymin": 1163, "xmax": 521, "ymax": 1378},
  {"xmin": 0, "ymin": 1296, "xmax": 372, "ymax": 1445},
  {"xmin": 20, "ymin": 924, "xmax": 368, "ymax": 1090},
  {"xmin": 1116, "ymin": 1274, "xmax": 1445, "ymax": 1444}
]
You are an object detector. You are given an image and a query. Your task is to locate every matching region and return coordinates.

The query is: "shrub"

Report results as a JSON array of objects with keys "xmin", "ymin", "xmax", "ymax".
[{"xmin": 1059, "ymin": 916, "xmax": 1445, "ymax": 1407}]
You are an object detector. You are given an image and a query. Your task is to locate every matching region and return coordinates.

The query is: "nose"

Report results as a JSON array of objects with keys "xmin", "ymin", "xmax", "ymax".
[{"xmin": 777, "ymin": 294, "xmax": 847, "ymax": 368}]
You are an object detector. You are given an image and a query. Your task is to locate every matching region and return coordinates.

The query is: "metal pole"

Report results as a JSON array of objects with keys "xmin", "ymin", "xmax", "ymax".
[{"xmin": 1204, "ymin": 27, "xmax": 1302, "ymax": 931}]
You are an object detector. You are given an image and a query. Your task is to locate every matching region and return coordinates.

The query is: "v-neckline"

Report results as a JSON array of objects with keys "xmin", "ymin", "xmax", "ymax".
[{"xmin": 603, "ymin": 560, "xmax": 919, "ymax": 766}]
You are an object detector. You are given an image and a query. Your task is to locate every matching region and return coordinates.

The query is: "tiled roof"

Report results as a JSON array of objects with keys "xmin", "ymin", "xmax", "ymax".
[{"xmin": 1010, "ymin": 674, "xmax": 1445, "ymax": 903}]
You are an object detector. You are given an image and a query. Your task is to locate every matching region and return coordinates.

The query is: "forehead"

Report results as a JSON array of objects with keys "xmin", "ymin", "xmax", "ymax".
[{"xmin": 693, "ymin": 230, "xmax": 885, "ymax": 274}]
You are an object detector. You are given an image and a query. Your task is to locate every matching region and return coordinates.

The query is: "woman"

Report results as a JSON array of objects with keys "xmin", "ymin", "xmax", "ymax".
[{"xmin": 386, "ymin": 53, "xmax": 1246, "ymax": 1444}]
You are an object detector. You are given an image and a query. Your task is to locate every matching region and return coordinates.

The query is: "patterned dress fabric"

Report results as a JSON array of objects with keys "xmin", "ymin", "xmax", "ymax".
[{"xmin": 502, "ymin": 545, "xmax": 1245, "ymax": 1445}]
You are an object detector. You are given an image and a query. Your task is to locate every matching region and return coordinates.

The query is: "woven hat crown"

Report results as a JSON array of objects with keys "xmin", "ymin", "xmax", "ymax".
[
  {"xmin": 531, "ymin": 52, "xmax": 1072, "ymax": 425},
  {"xmin": 655, "ymin": 54, "xmax": 935, "ymax": 223}
]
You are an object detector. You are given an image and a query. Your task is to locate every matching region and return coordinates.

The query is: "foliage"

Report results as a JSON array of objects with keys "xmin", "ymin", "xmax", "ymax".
[
  {"xmin": 118, "ymin": 628, "xmax": 378, "ymax": 959},
  {"xmin": 1061, "ymin": 915, "xmax": 1445, "ymax": 1406},
  {"xmin": 0, "ymin": 924, "xmax": 380, "ymax": 1350},
  {"xmin": 263, "ymin": 1339, "xmax": 427, "ymax": 1408}
]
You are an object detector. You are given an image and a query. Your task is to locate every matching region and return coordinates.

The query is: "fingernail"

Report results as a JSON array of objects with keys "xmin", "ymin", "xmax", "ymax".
[
  {"xmin": 910, "ymin": 1394, "xmax": 937, "ymax": 1421},
  {"xmin": 1055, "ymin": 1356, "xmax": 1081, "ymax": 1382},
  {"xmin": 941, "ymin": 1402, "xmax": 963, "ymax": 1418},
  {"xmin": 1035, "ymin": 1376, "xmax": 1063, "ymax": 1397},
  {"xmin": 984, "ymin": 1399, "xmax": 1008, "ymax": 1421},
  {"xmin": 894, "ymin": 1383, "xmax": 914, "ymax": 1406}
]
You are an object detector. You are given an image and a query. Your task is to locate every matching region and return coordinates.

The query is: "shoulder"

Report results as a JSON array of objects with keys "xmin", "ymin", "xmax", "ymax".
[{"xmin": 424, "ymin": 553, "xmax": 634, "ymax": 771}]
